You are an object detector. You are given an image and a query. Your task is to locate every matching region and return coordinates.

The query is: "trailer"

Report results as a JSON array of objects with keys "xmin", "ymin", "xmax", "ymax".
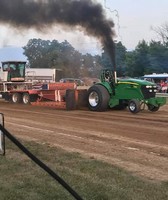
[{"xmin": 0, "ymin": 61, "xmax": 88, "ymax": 110}]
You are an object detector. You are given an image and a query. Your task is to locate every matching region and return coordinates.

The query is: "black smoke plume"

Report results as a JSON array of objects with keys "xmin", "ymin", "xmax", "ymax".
[{"xmin": 0, "ymin": 0, "xmax": 116, "ymax": 67}]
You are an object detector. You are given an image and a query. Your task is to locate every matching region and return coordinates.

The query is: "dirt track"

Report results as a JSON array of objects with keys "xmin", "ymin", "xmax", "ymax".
[{"xmin": 1, "ymin": 101, "xmax": 168, "ymax": 182}]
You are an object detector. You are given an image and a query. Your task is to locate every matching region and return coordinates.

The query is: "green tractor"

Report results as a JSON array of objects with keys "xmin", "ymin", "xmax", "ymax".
[{"xmin": 87, "ymin": 69, "xmax": 167, "ymax": 114}]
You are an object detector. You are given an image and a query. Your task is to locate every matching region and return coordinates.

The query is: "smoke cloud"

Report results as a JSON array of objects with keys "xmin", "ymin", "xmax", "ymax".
[{"xmin": 0, "ymin": 0, "xmax": 116, "ymax": 67}]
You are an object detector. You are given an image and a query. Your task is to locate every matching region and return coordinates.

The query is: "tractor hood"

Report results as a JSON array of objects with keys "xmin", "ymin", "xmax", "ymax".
[{"xmin": 117, "ymin": 78, "xmax": 155, "ymax": 86}]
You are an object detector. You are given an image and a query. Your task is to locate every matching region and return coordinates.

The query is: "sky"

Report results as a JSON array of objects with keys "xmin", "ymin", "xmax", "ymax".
[
  {"xmin": 0, "ymin": 0, "xmax": 168, "ymax": 55},
  {"xmin": 0, "ymin": 47, "xmax": 27, "ymax": 63}
]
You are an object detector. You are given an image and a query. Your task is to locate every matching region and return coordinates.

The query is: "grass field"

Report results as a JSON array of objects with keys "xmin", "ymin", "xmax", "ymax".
[{"xmin": 0, "ymin": 138, "xmax": 168, "ymax": 200}]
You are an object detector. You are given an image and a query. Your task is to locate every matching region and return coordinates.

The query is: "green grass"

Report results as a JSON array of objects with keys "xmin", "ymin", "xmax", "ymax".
[{"xmin": 0, "ymin": 138, "xmax": 168, "ymax": 200}]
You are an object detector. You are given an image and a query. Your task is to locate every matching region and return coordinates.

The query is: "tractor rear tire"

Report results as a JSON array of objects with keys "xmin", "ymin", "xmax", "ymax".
[
  {"xmin": 128, "ymin": 99, "xmax": 141, "ymax": 114},
  {"xmin": 148, "ymin": 104, "xmax": 160, "ymax": 112},
  {"xmin": 11, "ymin": 93, "xmax": 22, "ymax": 104},
  {"xmin": 88, "ymin": 85, "xmax": 110, "ymax": 111}
]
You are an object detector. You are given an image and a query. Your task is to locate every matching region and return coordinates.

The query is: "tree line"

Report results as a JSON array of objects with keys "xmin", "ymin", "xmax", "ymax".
[{"xmin": 23, "ymin": 24, "xmax": 168, "ymax": 79}]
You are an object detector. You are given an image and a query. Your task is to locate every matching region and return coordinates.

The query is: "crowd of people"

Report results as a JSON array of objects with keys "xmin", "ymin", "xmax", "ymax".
[{"xmin": 158, "ymin": 80, "xmax": 168, "ymax": 93}]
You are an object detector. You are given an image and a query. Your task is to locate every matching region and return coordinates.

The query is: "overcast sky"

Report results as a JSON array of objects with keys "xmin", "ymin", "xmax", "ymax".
[
  {"xmin": 0, "ymin": 0, "xmax": 168, "ymax": 54},
  {"xmin": 101, "ymin": 0, "xmax": 168, "ymax": 49}
]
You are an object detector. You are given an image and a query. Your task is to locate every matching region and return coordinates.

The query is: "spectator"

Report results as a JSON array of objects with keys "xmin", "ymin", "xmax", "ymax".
[{"xmin": 160, "ymin": 80, "xmax": 167, "ymax": 93}]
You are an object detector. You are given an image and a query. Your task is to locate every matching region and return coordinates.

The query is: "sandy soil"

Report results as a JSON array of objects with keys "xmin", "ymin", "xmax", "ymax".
[{"xmin": 0, "ymin": 101, "xmax": 168, "ymax": 182}]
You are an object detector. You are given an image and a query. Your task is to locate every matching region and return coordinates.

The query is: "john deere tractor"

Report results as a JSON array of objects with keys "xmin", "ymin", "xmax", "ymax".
[{"xmin": 87, "ymin": 69, "xmax": 166, "ymax": 114}]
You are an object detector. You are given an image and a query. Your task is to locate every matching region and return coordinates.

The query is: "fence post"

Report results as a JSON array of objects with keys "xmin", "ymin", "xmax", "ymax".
[{"xmin": 0, "ymin": 113, "xmax": 5, "ymax": 155}]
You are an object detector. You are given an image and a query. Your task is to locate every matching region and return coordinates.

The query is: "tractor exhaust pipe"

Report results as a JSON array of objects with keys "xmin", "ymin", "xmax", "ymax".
[{"xmin": 114, "ymin": 70, "xmax": 117, "ymax": 84}]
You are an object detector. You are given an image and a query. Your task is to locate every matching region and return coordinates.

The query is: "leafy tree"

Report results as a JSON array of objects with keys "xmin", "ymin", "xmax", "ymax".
[
  {"xmin": 101, "ymin": 47, "xmax": 113, "ymax": 70},
  {"xmin": 115, "ymin": 42, "xmax": 127, "ymax": 76},
  {"xmin": 152, "ymin": 22, "xmax": 168, "ymax": 46},
  {"xmin": 148, "ymin": 40, "xmax": 168, "ymax": 73},
  {"xmin": 125, "ymin": 51, "xmax": 136, "ymax": 77},
  {"xmin": 101, "ymin": 41, "xmax": 127, "ymax": 76},
  {"xmin": 91, "ymin": 55, "xmax": 103, "ymax": 78},
  {"xmin": 125, "ymin": 39, "xmax": 168, "ymax": 77},
  {"xmin": 23, "ymin": 29, "xmax": 168, "ymax": 80},
  {"xmin": 23, "ymin": 38, "xmax": 62, "ymax": 69},
  {"xmin": 23, "ymin": 38, "xmax": 102, "ymax": 78},
  {"xmin": 125, "ymin": 40, "xmax": 150, "ymax": 77}
]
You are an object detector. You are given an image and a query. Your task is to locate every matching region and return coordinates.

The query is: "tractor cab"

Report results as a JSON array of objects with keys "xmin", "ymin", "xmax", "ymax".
[
  {"xmin": 1, "ymin": 61, "xmax": 26, "ymax": 82},
  {"xmin": 100, "ymin": 69, "xmax": 114, "ymax": 83}
]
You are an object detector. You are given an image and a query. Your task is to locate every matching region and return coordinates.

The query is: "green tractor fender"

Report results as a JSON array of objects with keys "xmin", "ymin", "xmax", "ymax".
[
  {"xmin": 87, "ymin": 82, "xmax": 113, "ymax": 112},
  {"xmin": 95, "ymin": 82, "xmax": 113, "ymax": 94},
  {"xmin": 93, "ymin": 82, "xmax": 120, "ymax": 108}
]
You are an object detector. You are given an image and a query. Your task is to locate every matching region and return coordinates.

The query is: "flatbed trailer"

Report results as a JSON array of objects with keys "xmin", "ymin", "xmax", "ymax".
[
  {"xmin": 1, "ymin": 82, "xmax": 88, "ymax": 110},
  {"xmin": 0, "ymin": 61, "xmax": 88, "ymax": 110}
]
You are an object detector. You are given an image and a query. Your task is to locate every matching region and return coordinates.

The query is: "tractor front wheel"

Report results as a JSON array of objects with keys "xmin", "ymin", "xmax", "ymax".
[
  {"xmin": 128, "ymin": 99, "xmax": 141, "ymax": 114},
  {"xmin": 88, "ymin": 85, "xmax": 110, "ymax": 111}
]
